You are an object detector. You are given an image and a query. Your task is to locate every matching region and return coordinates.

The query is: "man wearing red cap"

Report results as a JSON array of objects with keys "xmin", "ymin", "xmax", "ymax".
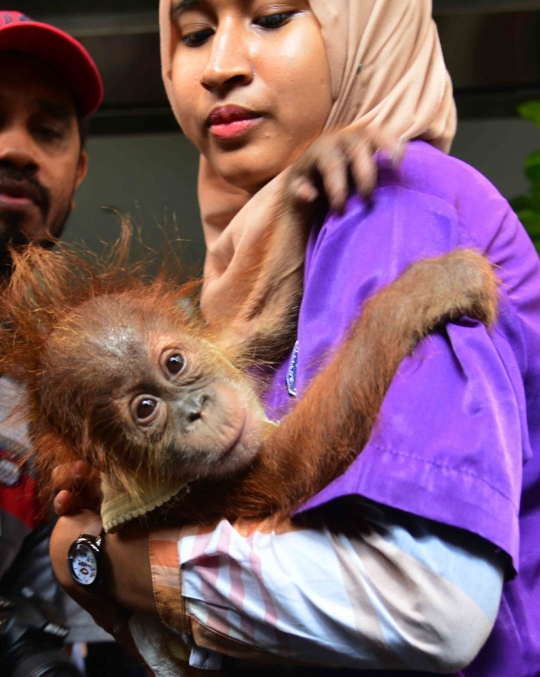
[
  {"xmin": 0, "ymin": 11, "xmax": 102, "ymax": 261},
  {"xmin": 0, "ymin": 8, "xmax": 106, "ymax": 660}
]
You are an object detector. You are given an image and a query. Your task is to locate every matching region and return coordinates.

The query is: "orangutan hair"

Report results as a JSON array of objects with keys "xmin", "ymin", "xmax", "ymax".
[{"xmin": 0, "ymin": 227, "xmax": 499, "ymax": 526}]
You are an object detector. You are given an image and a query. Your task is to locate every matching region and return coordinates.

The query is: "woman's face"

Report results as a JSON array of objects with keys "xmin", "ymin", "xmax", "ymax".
[{"xmin": 169, "ymin": 0, "xmax": 333, "ymax": 193}]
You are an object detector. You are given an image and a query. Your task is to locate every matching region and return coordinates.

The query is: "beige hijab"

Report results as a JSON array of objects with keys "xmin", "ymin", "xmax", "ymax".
[{"xmin": 160, "ymin": 0, "xmax": 456, "ymax": 322}]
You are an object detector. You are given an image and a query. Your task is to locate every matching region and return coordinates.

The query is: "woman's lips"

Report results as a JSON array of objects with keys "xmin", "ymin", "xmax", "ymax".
[
  {"xmin": 208, "ymin": 105, "xmax": 262, "ymax": 140},
  {"xmin": 211, "ymin": 118, "xmax": 261, "ymax": 139}
]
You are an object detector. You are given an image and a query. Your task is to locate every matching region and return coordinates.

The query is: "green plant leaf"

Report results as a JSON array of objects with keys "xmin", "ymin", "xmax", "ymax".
[
  {"xmin": 510, "ymin": 195, "xmax": 534, "ymax": 211},
  {"xmin": 531, "ymin": 185, "xmax": 540, "ymax": 210},
  {"xmin": 525, "ymin": 152, "xmax": 540, "ymax": 182},
  {"xmin": 516, "ymin": 209, "xmax": 540, "ymax": 238},
  {"xmin": 510, "ymin": 100, "xmax": 540, "ymax": 256},
  {"xmin": 518, "ymin": 101, "xmax": 540, "ymax": 128}
]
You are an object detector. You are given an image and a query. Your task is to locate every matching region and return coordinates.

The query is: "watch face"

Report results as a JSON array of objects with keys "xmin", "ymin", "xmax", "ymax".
[{"xmin": 68, "ymin": 540, "xmax": 99, "ymax": 586}]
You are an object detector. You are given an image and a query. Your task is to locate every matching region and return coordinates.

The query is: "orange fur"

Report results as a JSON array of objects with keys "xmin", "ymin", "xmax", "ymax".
[
  {"xmin": 0, "ymin": 221, "xmax": 499, "ymax": 526},
  {"xmin": 0, "ymin": 227, "xmax": 201, "ymax": 503},
  {"xmin": 157, "ymin": 249, "xmax": 500, "ymax": 523}
]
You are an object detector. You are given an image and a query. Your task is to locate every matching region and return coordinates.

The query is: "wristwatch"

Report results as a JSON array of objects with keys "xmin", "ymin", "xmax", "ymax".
[{"xmin": 67, "ymin": 522, "xmax": 104, "ymax": 589}]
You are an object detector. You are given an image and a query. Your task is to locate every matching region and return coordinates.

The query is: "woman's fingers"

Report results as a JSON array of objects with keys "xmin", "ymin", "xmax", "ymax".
[
  {"xmin": 53, "ymin": 487, "xmax": 98, "ymax": 517},
  {"xmin": 54, "ymin": 489, "xmax": 76, "ymax": 517},
  {"xmin": 51, "ymin": 460, "xmax": 93, "ymax": 490},
  {"xmin": 51, "ymin": 461, "xmax": 102, "ymax": 515}
]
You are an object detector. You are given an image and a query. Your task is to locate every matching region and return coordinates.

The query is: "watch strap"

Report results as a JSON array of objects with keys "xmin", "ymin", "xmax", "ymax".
[{"xmin": 80, "ymin": 517, "xmax": 104, "ymax": 539}]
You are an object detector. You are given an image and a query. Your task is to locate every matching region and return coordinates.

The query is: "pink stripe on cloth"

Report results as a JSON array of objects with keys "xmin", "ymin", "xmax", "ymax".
[
  {"xmin": 188, "ymin": 525, "xmax": 218, "ymax": 559},
  {"xmin": 192, "ymin": 522, "xmax": 237, "ymax": 637},
  {"xmin": 246, "ymin": 532, "xmax": 279, "ymax": 627}
]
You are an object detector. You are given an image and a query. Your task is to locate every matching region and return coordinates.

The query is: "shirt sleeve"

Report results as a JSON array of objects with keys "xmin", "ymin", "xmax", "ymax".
[
  {"xmin": 296, "ymin": 318, "xmax": 525, "ymax": 571},
  {"xmin": 146, "ymin": 499, "xmax": 504, "ymax": 674},
  {"xmin": 292, "ymin": 178, "xmax": 530, "ymax": 571}
]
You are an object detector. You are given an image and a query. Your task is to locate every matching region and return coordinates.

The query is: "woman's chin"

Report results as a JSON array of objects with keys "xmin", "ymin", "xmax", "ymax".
[{"xmin": 208, "ymin": 150, "xmax": 283, "ymax": 194}]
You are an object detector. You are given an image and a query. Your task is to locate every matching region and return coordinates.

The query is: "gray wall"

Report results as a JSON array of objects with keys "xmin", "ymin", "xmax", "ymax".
[
  {"xmin": 65, "ymin": 117, "xmax": 540, "ymax": 265},
  {"xmin": 65, "ymin": 132, "xmax": 204, "ymax": 265},
  {"xmin": 451, "ymin": 117, "xmax": 540, "ymax": 200}
]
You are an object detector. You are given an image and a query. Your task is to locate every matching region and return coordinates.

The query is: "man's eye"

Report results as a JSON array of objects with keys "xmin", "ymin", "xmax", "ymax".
[
  {"xmin": 255, "ymin": 12, "xmax": 296, "ymax": 30},
  {"xmin": 34, "ymin": 126, "xmax": 63, "ymax": 141},
  {"xmin": 183, "ymin": 28, "xmax": 213, "ymax": 47}
]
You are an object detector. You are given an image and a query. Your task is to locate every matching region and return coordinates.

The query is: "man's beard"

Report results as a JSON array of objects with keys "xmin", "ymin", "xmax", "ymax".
[{"xmin": 0, "ymin": 167, "xmax": 72, "ymax": 282}]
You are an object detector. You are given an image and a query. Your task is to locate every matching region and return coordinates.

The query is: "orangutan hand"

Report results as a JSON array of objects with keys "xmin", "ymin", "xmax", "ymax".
[
  {"xmin": 287, "ymin": 128, "xmax": 405, "ymax": 215},
  {"xmin": 52, "ymin": 460, "xmax": 102, "ymax": 516}
]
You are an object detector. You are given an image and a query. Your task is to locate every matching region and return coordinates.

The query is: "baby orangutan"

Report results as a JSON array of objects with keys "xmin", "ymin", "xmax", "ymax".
[{"xmin": 0, "ymin": 237, "xmax": 498, "ymax": 532}]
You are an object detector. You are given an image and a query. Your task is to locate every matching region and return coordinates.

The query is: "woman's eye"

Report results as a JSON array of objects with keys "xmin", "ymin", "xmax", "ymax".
[
  {"xmin": 255, "ymin": 12, "xmax": 295, "ymax": 30},
  {"xmin": 166, "ymin": 353, "xmax": 186, "ymax": 376},
  {"xmin": 183, "ymin": 28, "xmax": 213, "ymax": 47},
  {"xmin": 136, "ymin": 398, "xmax": 158, "ymax": 421}
]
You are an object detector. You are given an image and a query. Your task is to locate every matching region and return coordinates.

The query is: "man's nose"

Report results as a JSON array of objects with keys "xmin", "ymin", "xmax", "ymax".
[
  {"xmin": 0, "ymin": 128, "xmax": 39, "ymax": 174},
  {"xmin": 201, "ymin": 21, "xmax": 254, "ymax": 92}
]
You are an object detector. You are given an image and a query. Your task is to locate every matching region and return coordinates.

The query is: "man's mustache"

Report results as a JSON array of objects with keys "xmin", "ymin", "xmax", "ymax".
[{"xmin": 0, "ymin": 167, "xmax": 51, "ymax": 222}]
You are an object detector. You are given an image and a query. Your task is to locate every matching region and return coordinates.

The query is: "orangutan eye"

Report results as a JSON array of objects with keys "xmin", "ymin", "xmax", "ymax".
[
  {"xmin": 166, "ymin": 354, "xmax": 185, "ymax": 376},
  {"xmin": 136, "ymin": 398, "xmax": 158, "ymax": 421}
]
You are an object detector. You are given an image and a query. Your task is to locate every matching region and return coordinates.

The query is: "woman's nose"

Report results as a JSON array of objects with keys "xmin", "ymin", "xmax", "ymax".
[{"xmin": 201, "ymin": 22, "xmax": 253, "ymax": 92}]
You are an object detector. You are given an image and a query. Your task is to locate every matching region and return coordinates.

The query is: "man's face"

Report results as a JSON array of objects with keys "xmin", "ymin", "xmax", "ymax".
[{"xmin": 0, "ymin": 53, "xmax": 87, "ymax": 253}]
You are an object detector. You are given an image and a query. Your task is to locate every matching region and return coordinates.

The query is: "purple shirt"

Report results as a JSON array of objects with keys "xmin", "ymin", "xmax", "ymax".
[{"xmin": 264, "ymin": 140, "xmax": 540, "ymax": 677}]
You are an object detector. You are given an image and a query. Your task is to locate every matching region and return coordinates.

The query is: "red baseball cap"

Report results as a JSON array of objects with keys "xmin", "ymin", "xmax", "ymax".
[{"xmin": 0, "ymin": 11, "xmax": 103, "ymax": 117}]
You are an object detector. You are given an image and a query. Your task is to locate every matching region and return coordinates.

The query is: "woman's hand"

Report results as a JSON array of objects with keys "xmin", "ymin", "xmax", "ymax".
[
  {"xmin": 52, "ymin": 460, "xmax": 102, "ymax": 516},
  {"xmin": 288, "ymin": 128, "xmax": 405, "ymax": 215},
  {"xmin": 50, "ymin": 508, "xmax": 156, "ymax": 677},
  {"xmin": 50, "ymin": 509, "xmax": 157, "ymax": 625},
  {"xmin": 50, "ymin": 509, "xmax": 126, "ymax": 635},
  {"xmin": 51, "ymin": 460, "xmax": 156, "ymax": 616}
]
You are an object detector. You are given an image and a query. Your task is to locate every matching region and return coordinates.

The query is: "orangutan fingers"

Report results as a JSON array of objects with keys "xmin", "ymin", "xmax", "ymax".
[
  {"xmin": 348, "ymin": 140, "xmax": 378, "ymax": 201},
  {"xmin": 288, "ymin": 175, "xmax": 320, "ymax": 207},
  {"xmin": 316, "ymin": 144, "xmax": 350, "ymax": 214}
]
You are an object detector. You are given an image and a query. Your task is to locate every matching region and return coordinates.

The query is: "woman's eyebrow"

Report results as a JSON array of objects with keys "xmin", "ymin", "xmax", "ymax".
[{"xmin": 170, "ymin": 0, "xmax": 203, "ymax": 20}]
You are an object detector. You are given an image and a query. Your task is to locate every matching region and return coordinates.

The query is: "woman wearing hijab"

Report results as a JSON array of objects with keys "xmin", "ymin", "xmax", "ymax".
[{"xmin": 50, "ymin": 1, "xmax": 540, "ymax": 675}]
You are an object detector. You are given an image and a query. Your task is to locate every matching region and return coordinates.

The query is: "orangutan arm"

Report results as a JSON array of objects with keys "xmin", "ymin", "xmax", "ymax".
[{"xmin": 213, "ymin": 128, "xmax": 404, "ymax": 363}]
